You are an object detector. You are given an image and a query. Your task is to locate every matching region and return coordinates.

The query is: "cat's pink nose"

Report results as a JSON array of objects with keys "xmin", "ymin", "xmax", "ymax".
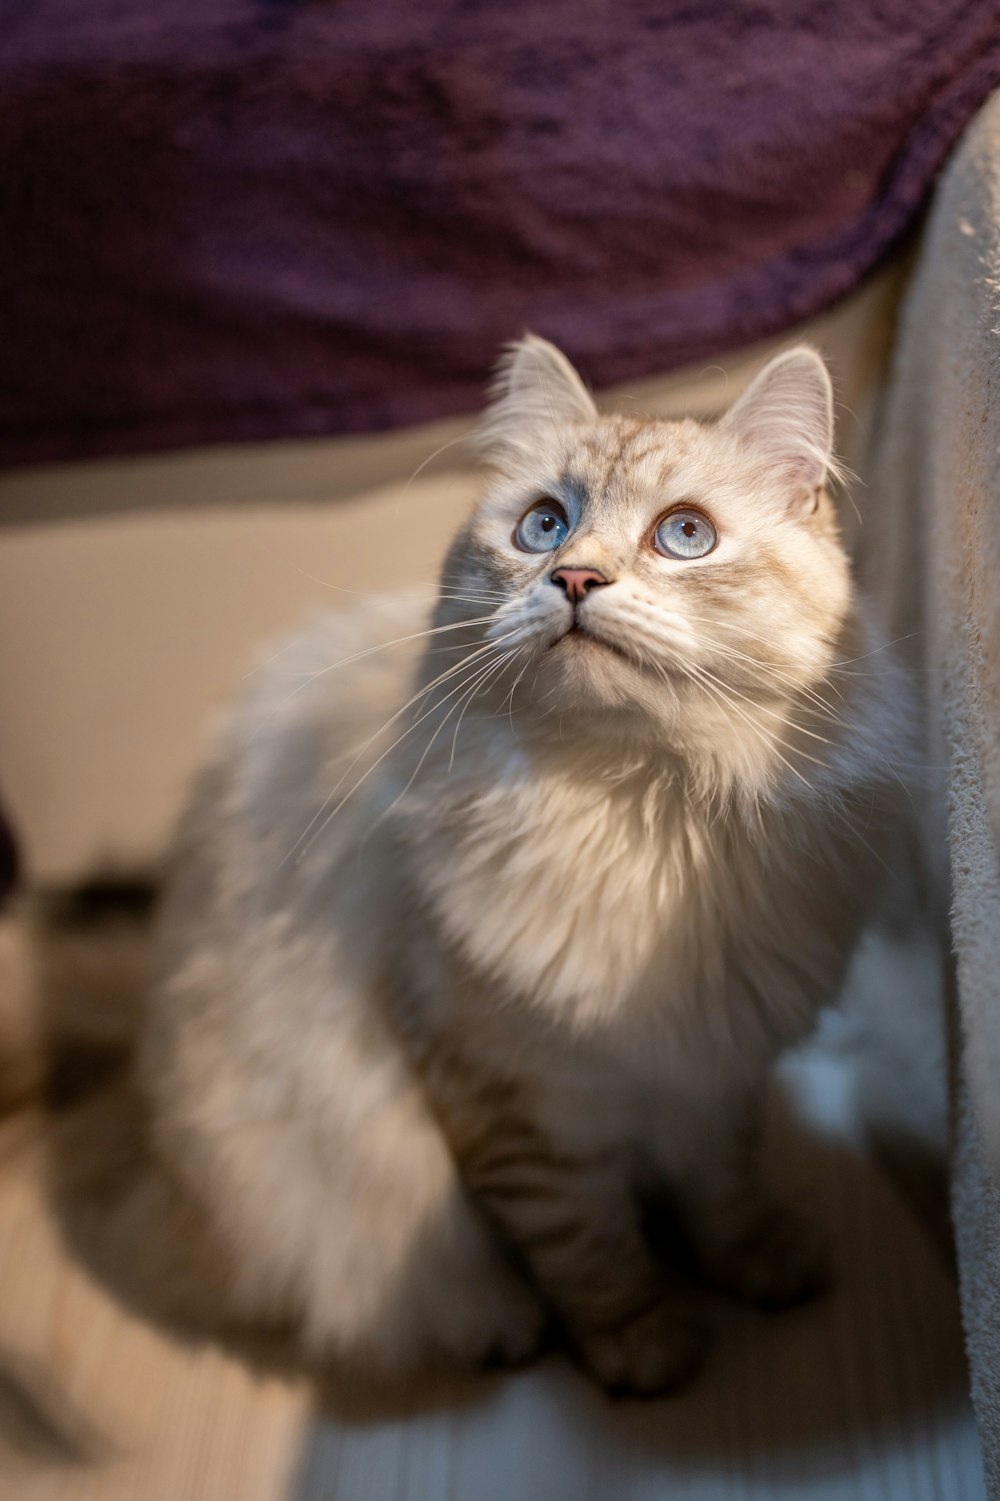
[{"xmin": 550, "ymin": 567, "xmax": 610, "ymax": 603}]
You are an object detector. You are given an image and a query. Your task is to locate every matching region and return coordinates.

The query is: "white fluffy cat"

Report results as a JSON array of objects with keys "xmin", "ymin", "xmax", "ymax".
[{"xmin": 140, "ymin": 337, "xmax": 910, "ymax": 1395}]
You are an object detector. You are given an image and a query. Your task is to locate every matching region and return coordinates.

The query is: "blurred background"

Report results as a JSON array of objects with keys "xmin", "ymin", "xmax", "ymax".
[{"xmin": 1, "ymin": 3, "xmax": 999, "ymax": 1499}]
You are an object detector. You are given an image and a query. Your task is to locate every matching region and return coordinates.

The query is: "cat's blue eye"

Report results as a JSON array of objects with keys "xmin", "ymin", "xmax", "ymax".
[
  {"xmin": 513, "ymin": 499, "xmax": 571, "ymax": 553},
  {"xmin": 653, "ymin": 507, "xmax": 718, "ymax": 560}
]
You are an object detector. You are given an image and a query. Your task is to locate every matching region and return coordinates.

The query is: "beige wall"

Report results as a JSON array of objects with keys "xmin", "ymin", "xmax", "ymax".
[{"xmin": 0, "ymin": 266, "xmax": 903, "ymax": 879}]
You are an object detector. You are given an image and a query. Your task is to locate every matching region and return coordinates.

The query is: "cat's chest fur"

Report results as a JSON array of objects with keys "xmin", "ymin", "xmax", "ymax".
[{"xmin": 397, "ymin": 730, "xmax": 819, "ymax": 1039}]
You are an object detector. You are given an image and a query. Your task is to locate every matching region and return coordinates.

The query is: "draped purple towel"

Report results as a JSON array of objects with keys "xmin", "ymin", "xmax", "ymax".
[{"xmin": 1, "ymin": 0, "xmax": 999, "ymax": 468}]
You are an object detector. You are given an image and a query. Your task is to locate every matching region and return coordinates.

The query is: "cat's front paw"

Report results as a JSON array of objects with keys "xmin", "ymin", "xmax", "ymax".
[
  {"xmin": 473, "ymin": 1278, "xmax": 551, "ymax": 1371},
  {"xmin": 575, "ymin": 1298, "xmax": 708, "ymax": 1397},
  {"xmin": 702, "ymin": 1204, "xmax": 831, "ymax": 1309}
]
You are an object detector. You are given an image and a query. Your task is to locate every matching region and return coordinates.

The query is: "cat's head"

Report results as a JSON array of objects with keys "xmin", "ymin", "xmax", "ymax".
[{"xmin": 436, "ymin": 335, "xmax": 856, "ymax": 791}]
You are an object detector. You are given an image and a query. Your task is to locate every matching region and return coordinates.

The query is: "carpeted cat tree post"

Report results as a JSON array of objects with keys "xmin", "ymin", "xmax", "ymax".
[{"xmin": 871, "ymin": 87, "xmax": 1000, "ymax": 1494}]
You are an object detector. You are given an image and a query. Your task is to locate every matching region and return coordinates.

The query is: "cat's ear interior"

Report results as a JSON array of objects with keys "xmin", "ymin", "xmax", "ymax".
[
  {"xmin": 474, "ymin": 334, "xmax": 598, "ymax": 465},
  {"xmin": 721, "ymin": 346, "xmax": 837, "ymax": 509}
]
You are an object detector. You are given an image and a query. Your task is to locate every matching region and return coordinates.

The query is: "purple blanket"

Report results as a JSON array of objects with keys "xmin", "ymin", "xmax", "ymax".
[{"xmin": 2, "ymin": 1, "xmax": 999, "ymax": 468}]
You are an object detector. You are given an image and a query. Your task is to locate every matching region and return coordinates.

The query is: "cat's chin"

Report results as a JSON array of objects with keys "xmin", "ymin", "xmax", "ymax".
[
  {"xmin": 556, "ymin": 625, "xmax": 629, "ymax": 663},
  {"xmin": 532, "ymin": 628, "xmax": 668, "ymax": 724}
]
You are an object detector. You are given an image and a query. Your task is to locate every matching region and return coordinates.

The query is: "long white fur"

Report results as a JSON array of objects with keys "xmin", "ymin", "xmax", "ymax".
[{"xmin": 140, "ymin": 339, "xmax": 911, "ymax": 1379}]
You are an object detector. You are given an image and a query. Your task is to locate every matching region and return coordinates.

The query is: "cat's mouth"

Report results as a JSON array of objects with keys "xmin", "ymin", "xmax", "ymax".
[
  {"xmin": 556, "ymin": 623, "xmax": 686, "ymax": 685},
  {"xmin": 558, "ymin": 624, "xmax": 629, "ymax": 662}
]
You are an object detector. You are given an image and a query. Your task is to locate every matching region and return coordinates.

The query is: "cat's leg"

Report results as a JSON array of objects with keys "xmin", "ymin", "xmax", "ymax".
[
  {"xmin": 147, "ymin": 985, "xmax": 547, "ymax": 1380},
  {"xmin": 434, "ymin": 1089, "xmax": 707, "ymax": 1396},
  {"xmin": 672, "ymin": 1090, "xmax": 830, "ymax": 1308}
]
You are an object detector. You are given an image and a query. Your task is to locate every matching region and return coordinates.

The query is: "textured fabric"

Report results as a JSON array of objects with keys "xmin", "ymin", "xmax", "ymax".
[
  {"xmin": 870, "ymin": 87, "xmax": 1000, "ymax": 1489},
  {"xmin": 1, "ymin": 1, "xmax": 1000, "ymax": 467}
]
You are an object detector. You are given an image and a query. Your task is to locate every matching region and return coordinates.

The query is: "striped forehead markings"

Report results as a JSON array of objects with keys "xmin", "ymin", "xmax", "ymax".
[{"xmin": 567, "ymin": 428, "xmax": 679, "ymax": 508}]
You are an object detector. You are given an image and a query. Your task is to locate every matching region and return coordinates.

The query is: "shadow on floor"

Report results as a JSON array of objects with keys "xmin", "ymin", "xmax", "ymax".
[{"xmin": 25, "ymin": 890, "xmax": 983, "ymax": 1498}]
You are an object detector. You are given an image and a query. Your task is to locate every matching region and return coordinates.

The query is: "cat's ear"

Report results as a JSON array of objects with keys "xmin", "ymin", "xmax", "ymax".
[
  {"xmin": 474, "ymin": 334, "xmax": 598, "ymax": 465},
  {"xmin": 721, "ymin": 346, "xmax": 837, "ymax": 509}
]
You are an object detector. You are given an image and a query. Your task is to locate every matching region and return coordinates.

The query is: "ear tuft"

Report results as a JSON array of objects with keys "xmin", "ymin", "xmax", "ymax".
[
  {"xmin": 473, "ymin": 334, "xmax": 598, "ymax": 465},
  {"xmin": 721, "ymin": 346, "xmax": 839, "ymax": 504}
]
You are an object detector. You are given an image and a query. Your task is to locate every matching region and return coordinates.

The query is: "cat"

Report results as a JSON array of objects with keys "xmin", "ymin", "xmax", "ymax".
[{"xmin": 138, "ymin": 336, "xmax": 911, "ymax": 1396}]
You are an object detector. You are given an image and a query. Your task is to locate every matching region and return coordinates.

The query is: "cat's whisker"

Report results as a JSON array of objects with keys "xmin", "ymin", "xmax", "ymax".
[
  {"xmin": 704, "ymin": 659, "xmax": 844, "ymax": 731},
  {"xmin": 347, "ymin": 646, "xmax": 524, "ymax": 849},
  {"xmin": 674, "ymin": 606, "xmax": 846, "ymax": 684},
  {"xmin": 242, "ymin": 636, "xmax": 305, "ymax": 680},
  {"xmin": 282, "ymin": 637, "xmax": 512, "ymax": 863},
  {"xmin": 398, "ymin": 434, "xmax": 471, "ymax": 499},
  {"xmin": 438, "ymin": 591, "xmax": 513, "ymax": 603},
  {"xmin": 702, "ymin": 629, "xmax": 916, "ymax": 801},
  {"xmin": 288, "ymin": 634, "xmax": 523, "ymax": 863},
  {"xmin": 685, "ymin": 636, "xmax": 845, "ymax": 721},
  {"xmin": 670, "ymin": 658, "xmax": 818, "ymax": 793},
  {"xmin": 610, "ymin": 598, "xmax": 842, "ymax": 748},
  {"xmin": 282, "ymin": 615, "xmax": 502, "ymax": 698},
  {"xmin": 661, "ymin": 638, "xmax": 840, "ymax": 739},
  {"xmin": 440, "ymin": 579, "xmax": 511, "ymax": 599},
  {"xmin": 658, "ymin": 608, "xmax": 848, "ymax": 720},
  {"xmin": 500, "ymin": 650, "xmax": 535, "ymax": 734},
  {"xmin": 286, "ymin": 566, "xmax": 506, "ymax": 606},
  {"xmin": 447, "ymin": 648, "xmax": 522, "ymax": 772},
  {"xmin": 437, "ymin": 589, "xmax": 513, "ymax": 604},
  {"xmin": 829, "ymin": 631, "xmax": 921, "ymax": 667},
  {"xmin": 423, "ymin": 636, "xmax": 515, "ymax": 658},
  {"xmin": 441, "ymin": 590, "xmax": 511, "ymax": 601},
  {"xmin": 670, "ymin": 630, "xmax": 840, "ymax": 749},
  {"xmin": 690, "ymin": 659, "xmax": 833, "ymax": 773}
]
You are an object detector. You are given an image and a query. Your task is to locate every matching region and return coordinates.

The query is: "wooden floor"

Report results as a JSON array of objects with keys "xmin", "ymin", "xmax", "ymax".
[{"xmin": 0, "ymin": 943, "xmax": 986, "ymax": 1501}]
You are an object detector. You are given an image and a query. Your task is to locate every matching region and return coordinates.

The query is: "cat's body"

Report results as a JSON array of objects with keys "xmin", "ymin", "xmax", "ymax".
[{"xmin": 141, "ymin": 340, "xmax": 910, "ymax": 1393}]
